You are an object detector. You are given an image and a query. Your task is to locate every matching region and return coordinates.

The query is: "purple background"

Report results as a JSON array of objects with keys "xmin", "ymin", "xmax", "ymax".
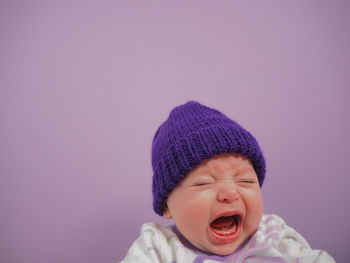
[{"xmin": 1, "ymin": 1, "xmax": 349, "ymax": 262}]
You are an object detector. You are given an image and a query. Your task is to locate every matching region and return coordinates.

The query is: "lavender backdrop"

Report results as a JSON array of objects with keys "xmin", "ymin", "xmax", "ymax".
[{"xmin": 1, "ymin": 1, "xmax": 349, "ymax": 262}]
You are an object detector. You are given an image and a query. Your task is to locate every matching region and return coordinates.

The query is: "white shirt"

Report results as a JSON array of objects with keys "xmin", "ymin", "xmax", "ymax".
[{"xmin": 119, "ymin": 214, "xmax": 335, "ymax": 263}]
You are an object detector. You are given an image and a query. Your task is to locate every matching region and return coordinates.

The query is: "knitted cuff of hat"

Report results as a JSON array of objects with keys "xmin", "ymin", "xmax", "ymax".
[{"xmin": 151, "ymin": 101, "xmax": 266, "ymax": 216}]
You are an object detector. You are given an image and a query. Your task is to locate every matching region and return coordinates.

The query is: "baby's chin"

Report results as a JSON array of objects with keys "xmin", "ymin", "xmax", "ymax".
[
  {"xmin": 190, "ymin": 235, "xmax": 246, "ymax": 256},
  {"xmin": 203, "ymin": 238, "xmax": 245, "ymax": 256}
]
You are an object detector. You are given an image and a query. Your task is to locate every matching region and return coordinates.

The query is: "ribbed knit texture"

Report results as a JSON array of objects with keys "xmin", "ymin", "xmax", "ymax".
[{"xmin": 151, "ymin": 101, "xmax": 266, "ymax": 216}]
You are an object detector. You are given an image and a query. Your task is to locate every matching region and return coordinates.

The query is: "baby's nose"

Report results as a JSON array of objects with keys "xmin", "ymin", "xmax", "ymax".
[{"xmin": 217, "ymin": 183, "xmax": 238, "ymax": 203}]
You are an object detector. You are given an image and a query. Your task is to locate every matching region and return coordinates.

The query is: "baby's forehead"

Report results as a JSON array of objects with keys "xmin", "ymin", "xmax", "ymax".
[{"xmin": 191, "ymin": 153, "xmax": 254, "ymax": 174}]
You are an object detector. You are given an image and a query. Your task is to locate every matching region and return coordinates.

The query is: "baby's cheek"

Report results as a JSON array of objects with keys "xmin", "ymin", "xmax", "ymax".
[
  {"xmin": 173, "ymin": 196, "xmax": 210, "ymax": 240},
  {"xmin": 245, "ymin": 193, "xmax": 263, "ymax": 229},
  {"xmin": 183, "ymin": 195, "xmax": 210, "ymax": 218}
]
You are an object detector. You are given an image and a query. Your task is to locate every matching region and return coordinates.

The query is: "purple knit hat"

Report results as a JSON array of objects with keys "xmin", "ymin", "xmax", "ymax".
[{"xmin": 151, "ymin": 101, "xmax": 266, "ymax": 216}]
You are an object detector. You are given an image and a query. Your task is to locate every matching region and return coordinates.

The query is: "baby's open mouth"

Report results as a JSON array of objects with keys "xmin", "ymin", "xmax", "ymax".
[{"xmin": 210, "ymin": 214, "xmax": 241, "ymax": 236}]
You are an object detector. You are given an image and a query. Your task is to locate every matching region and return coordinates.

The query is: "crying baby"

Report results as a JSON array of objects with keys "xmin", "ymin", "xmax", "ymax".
[{"xmin": 119, "ymin": 101, "xmax": 335, "ymax": 263}]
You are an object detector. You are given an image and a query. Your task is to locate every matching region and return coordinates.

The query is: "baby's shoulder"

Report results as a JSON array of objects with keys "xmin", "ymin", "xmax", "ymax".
[
  {"xmin": 140, "ymin": 222, "xmax": 175, "ymax": 237},
  {"xmin": 138, "ymin": 222, "xmax": 181, "ymax": 247},
  {"xmin": 258, "ymin": 213, "xmax": 299, "ymax": 240},
  {"xmin": 254, "ymin": 214, "xmax": 335, "ymax": 262},
  {"xmin": 133, "ymin": 222, "xmax": 196, "ymax": 262},
  {"xmin": 260, "ymin": 213, "xmax": 287, "ymax": 227}
]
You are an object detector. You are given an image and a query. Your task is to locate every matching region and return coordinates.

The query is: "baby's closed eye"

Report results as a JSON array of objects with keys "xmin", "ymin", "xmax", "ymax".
[
  {"xmin": 193, "ymin": 182, "xmax": 213, "ymax": 186},
  {"xmin": 235, "ymin": 174, "xmax": 259, "ymax": 184}
]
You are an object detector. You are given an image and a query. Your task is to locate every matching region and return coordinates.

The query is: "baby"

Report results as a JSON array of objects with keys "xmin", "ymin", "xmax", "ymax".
[{"xmin": 120, "ymin": 101, "xmax": 335, "ymax": 262}]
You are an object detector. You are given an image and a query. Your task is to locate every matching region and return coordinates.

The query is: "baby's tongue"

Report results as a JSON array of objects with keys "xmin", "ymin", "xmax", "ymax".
[{"xmin": 210, "ymin": 216, "xmax": 234, "ymax": 230}]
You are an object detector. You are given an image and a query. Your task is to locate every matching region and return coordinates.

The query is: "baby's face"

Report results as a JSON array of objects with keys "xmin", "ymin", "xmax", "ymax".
[{"xmin": 163, "ymin": 153, "xmax": 263, "ymax": 255}]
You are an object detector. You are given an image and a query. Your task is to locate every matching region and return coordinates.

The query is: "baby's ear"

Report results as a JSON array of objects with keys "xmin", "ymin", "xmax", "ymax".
[{"xmin": 163, "ymin": 205, "xmax": 172, "ymax": 219}]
